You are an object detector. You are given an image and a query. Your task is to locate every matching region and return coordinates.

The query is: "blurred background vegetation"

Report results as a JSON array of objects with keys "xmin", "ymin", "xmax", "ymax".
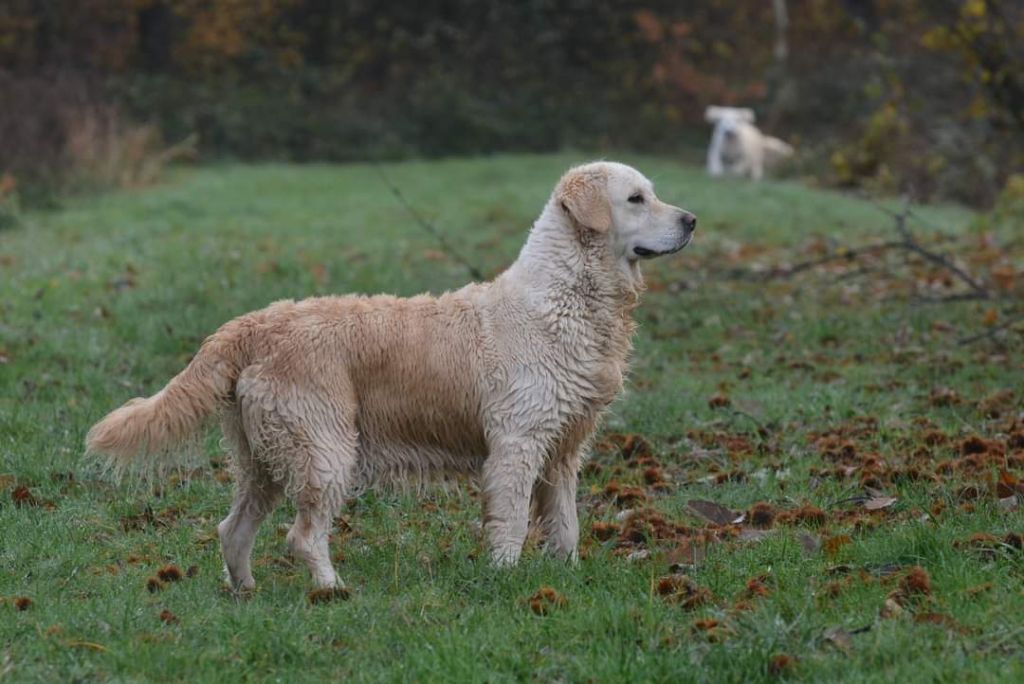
[{"xmin": 1, "ymin": 0, "xmax": 1022, "ymax": 211}]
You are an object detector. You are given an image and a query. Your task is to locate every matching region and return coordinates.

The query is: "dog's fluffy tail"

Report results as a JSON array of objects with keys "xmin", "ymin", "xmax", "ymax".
[
  {"xmin": 85, "ymin": 321, "xmax": 246, "ymax": 476},
  {"xmin": 763, "ymin": 136, "xmax": 794, "ymax": 160}
]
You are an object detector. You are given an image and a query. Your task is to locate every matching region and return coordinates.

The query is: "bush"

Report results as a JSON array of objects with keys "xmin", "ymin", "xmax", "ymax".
[{"xmin": 0, "ymin": 71, "xmax": 195, "ymax": 209}]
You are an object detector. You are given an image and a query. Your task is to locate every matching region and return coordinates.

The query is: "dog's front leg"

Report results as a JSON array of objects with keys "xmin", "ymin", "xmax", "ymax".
[
  {"xmin": 481, "ymin": 436, "xmax": 546, "ymax": 566},
  {"xmin": 534, "ymin": 455, "xmax": 580, "ymax": 561}
]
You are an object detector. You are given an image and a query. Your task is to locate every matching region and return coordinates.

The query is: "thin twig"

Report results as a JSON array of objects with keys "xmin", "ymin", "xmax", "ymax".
[
  {"xmin": 875, "ymin": 196, "xmax": 990, "ymax": 298},
  {"xmin": 370, "ymin": 161, "xmax": 485, "ymax": 281},
  {"xmin": 957, "ymin": 313, "xmax": 1024, "ymax": 345}
]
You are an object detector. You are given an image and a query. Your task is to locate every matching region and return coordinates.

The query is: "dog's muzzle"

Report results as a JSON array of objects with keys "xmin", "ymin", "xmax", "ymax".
[{"xmin": 632, "ymin": 212, "xmax": 697, "ymax": 259}]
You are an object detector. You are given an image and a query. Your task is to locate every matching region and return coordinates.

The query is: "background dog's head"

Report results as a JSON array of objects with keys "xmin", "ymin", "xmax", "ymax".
[
  {"xmin": 556, "ymin": 162, "xmax": 696, "ymax": 264},
  {"xmin": 704, "ymin": 105, "xmax": 756, "ymax": 125}
]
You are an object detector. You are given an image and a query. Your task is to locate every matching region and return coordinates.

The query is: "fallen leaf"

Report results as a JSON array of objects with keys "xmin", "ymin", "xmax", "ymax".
[
  {"xmin": 656, "ymin": 574, "xmax": 712, "ymax": 610},
  {"xmin": 666, "ymin": 540, "xmax": 707, "ymax": 570},
  {"xmin": 11, "ymin": 486, "xmax": 39, "ymax": 508},
  {"xmin": 823, "ymin": 535, "xmax": 852, "ymax": 557},
  {"xmin": 307, "ymin": 587, "xmax": 351, "ymax": 604},
  {"xmin": 687, "ymin": 499, "xmax": 742, "ymax": 526},
  {"xmin": 996, "ymin": 470, "xmax": 1023, "ymax": 498},
  {"xmin": 591, "ymin": 521, "xmax": 620, "ymax": 541},
  {"xmin": 156, "ymin": 565, "xmax": 182, "ymax": 583},
  {"xmin": 768, "ymin": 653, "xmax": 796, "ymax": 676},
  {"xmin": 526, "ymin": 586, "xmax": 567, "ymax": 615},
  {"xmin": 708, "ymin": 393, "xmax": 732, "ymax": 409},
  {"xmin": 864, "ymin": 496, "xmax": 898, "ymax": 511}
]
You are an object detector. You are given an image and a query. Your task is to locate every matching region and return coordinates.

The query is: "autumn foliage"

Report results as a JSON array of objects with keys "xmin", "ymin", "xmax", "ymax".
[{"xmin": 1, "ymin": 1, "xmax": 1021, "ymax": 207}]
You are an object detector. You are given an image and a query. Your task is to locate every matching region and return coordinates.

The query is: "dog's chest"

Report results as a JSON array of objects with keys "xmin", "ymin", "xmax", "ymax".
[{"xmin": 544, "ymin": 307, "xmax": 632, "ymax": 413}]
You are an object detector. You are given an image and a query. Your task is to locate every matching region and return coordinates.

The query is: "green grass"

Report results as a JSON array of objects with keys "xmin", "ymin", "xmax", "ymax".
[{"xmin": 1, "ymin": 154, "xmax": 1022, "ymax": 683}]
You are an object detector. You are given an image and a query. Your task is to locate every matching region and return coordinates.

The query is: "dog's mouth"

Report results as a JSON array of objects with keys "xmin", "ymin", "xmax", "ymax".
[{"xmin": 632, "ymin": 236, "xmax": 692, "ymax": 259}]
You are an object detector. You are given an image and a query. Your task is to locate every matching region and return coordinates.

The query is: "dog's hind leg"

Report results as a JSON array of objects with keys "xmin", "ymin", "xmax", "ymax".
[
  {"xmin": 218, "ymin": 410, "xmax": 283, "ymax": 591},
  {"xmin": 239, "ymin": 369, "xmax": 357, "ymax": 590},
  {"xmin": 283, "ymin": 403, "xmax": 358, "ymax": 590}
]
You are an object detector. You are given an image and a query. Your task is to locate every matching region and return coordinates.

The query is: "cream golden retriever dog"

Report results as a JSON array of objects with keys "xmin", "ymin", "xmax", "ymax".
[
  {"xmin": 86, "ymin": 161, "xmax": 697, "ymax": 592},
  {"xmin": 705, "ymin": 105, "xmax": 794, "ymax": 180}
]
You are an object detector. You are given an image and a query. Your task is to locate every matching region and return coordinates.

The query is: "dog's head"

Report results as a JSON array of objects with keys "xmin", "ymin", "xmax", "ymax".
[
  {"xmin": 556, "ymin": 162, "xmax": 696, "ymax": 263},
  {"xmin": 704, "ymin": 105, "xmax": 756, "ymax": 125}
]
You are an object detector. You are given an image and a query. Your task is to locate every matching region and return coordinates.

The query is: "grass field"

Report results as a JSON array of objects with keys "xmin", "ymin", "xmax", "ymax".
[{"xmin": 1, "ymin": 154, "xmax": 1022, "ymax": 682}]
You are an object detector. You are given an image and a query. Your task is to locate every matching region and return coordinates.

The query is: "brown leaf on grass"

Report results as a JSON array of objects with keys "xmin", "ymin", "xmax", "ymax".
[
  {"xmin": 914, "ymin": 612, "xmax": 970, "ymax": 634},
  {"xmin": 996, "ymin": 470, "xmax": 1024, "ymax": 498},
  {"xmin": 590, "ymin": 521, "xmax": 620, "ymax": 541},
  {"xmin": 159, "ymin": 609, "xmax": 179, "ymax": 624},
  {"xmin": 744, "ymin": 576, "xmax": 771, "ymax": 598},
  {"xmin": 11, "ymin": 486, "xmax": 39, "ymax": 508},
  {"xmin": 978, "ymin": 389, "xmax": 1016, "ymax": 418},
  {"xmin": 768, "ymin": 653, "xmax": 796, "ymax": 677},
  {"xmin": 749, "ymin": 502, "xmax": 776, "ymax": 529},
  {"xmin": 863, "ymin": 496, "xmax": 898, "ymax": 511},
  {"xmin": 656, "ymin": 574, "xmax": 712, "ymax": 610},
  {"xmin": 823, "ymin": 535, "xmax": 852, "ymax": 558},
  {"xmin": 156, "ymin": 565, "xmax": 183, "ymax": 583},
  {"xmin": 603, "ymin": 481, "xmax": 647, "ymax": 506},
  {"xmin": 666, "ymin": 539, "xmax": 707, "ymax": 570},
  {"xmin": 982, "ymin": 308, "xmax": 999, "ymax": 326},
  {"xmin": 146, "ymin": 577, "xmax": 165, "ymax": 593},
  {"xmin": 928, "ymin": 386, "xmax": 960, "ymax": 407},
  {"xmin": 687, "ymin": 499, "xmax": 743, "ymax": 526},
  {"xmin": 527, "ymin": 586, "xmax": 567, "ymax": 615},
  {"xmin": 960, "ymin": 435, "xmax": 994, "ymax": 456},
  {"xmin": 953, "ymin": 532, "xmax": 1022, "ymax": 559},
  {"xmin": 691, "ymin": 618, "xmax": 731, "ymax": 642},
  {"xmin": 14, "ymin": 596, "xmax": 32, "ymax": 611},
  {"xmin": 885, "ymin": 566, "xmax": 932, "ymax": 611},
  {"xmin": 708, "ymin": 393, "xmax": 732, "ymax": 409},
  {"xmin": 965, "ymin": 582, "xmax": 993, "ymax": 596},
  {"xmin": 900, "ymin": 566, "xmax": 932, "ymax": 596},
  {"xmin": 598, "ymin": 433, "xmax": 653, "ymax": 459},
  {"xmin": 307, "ymin": 586, "xmax": 351, "ymax": 604},
  {"xmin": 643, "ymin": 467, "xmax": 666, "ymax": 485}
]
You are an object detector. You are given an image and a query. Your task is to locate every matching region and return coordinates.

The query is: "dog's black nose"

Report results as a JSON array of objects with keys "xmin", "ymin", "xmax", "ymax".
[{"xmin": 680, "ymin": 212, "xmax": 697, "ymax": 232}]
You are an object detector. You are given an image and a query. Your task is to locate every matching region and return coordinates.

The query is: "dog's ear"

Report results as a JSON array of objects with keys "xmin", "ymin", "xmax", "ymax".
[
  {"xmin": 557, "ymin": 168, "xmax": 611, "ymax": 233},
  {"xmin": 704, "ymin": 106, "xmax": 725, "ymax": 123},
  {"xmin": 736, "ymin": 107, "xmax": 756, "ymax": 123}
]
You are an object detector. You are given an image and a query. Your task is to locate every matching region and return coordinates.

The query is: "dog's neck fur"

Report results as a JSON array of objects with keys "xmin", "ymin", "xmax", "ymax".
[
  {"xmin": 504, "ymin": 201, "xmax": 641, "ymax": 311},
  {"xmin": 496, "ymin": 201, "xmax": 641, "ymax": 385}
]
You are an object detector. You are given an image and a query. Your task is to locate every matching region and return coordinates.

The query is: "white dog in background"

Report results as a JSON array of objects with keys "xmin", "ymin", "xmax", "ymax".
[{"xmin": 705, "ymin": 106, "xmax": 793, "ymax": 180}]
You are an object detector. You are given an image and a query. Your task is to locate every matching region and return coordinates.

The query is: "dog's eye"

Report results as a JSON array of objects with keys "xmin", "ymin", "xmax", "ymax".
[{"xmin": 628, "ymin": 193, "xmax": 644, "ymax": 204}]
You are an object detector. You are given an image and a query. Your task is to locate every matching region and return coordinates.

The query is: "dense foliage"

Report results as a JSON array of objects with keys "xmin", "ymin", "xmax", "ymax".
[{"xmin": 0, "ymin": 0, "xmax": 1021, "ymax": 205}]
